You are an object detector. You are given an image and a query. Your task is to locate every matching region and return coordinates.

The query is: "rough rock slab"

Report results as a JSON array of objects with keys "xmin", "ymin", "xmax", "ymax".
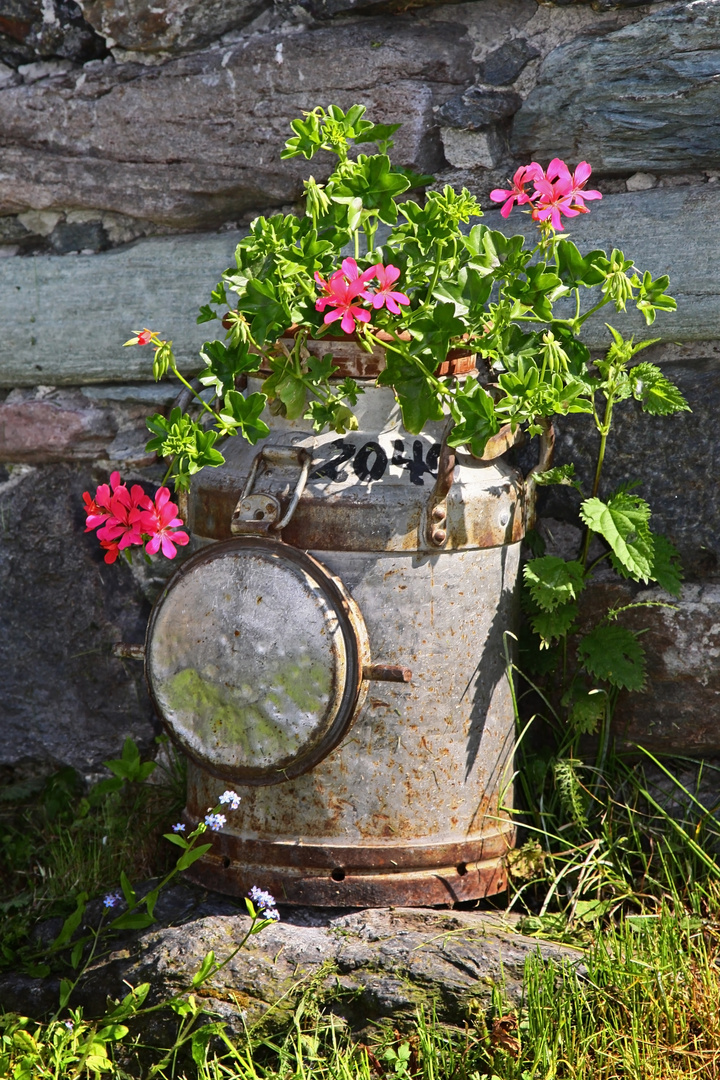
[
  {"xmin": 512, "ymin": 0, "xmax": 720, "ymax": 173},
  {"xmin": 615, "ymin": 584, "xmax": 720, "ymax": 754},
  {"xmin": 0, "ymin": 460, "xmax": 158, "ymax": 773},
  {"xmin": 0, "ymin": 890, "xmax": 580, "ymax": 1032},
  {"xmin": 484, "ymin": 186, "xmax": 720, "ymax": 349},
  {"xmin": 76, "ymin": 0, "xmax": 266, "ymax": 55},
  {"xmin": 3, "ymin": 185, "xmax": 719, "ymax": 388},
  {"xmin": 0, "ymin": 0, "xmax": 106, "ymax": 68},
  {"xmin": 0, "ymin": 16, "xmax": 473, "ymax": 228}
]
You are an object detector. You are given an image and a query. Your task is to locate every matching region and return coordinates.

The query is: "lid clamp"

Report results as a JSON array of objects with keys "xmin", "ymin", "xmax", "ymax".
[{"xmin": 231, "ymin": 445, "xmax": 312, "ymax": 536}]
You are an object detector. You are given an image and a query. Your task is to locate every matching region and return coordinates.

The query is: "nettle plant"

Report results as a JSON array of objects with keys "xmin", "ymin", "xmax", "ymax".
[{"xmin": 85, "ymin": 104, "xmax": 689, "ymax": 749}]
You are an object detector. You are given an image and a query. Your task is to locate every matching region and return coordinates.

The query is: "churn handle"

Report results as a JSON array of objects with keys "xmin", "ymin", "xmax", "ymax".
[
  {"xmin": 425, "ymin": 424, "xmax": 456, "ymax": 548},
  {"xmin": 524, "ymin": 417, "xmax": 555, "ymax": 531}
]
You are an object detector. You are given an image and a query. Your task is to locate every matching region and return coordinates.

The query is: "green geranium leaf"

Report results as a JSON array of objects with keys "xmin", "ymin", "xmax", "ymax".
[
  {"xmin": 577, "ymin": 625, "xmax": 646, "ymax": 691},
  {"xmin": 197, "ymin": 304, "xmax": 218, "ymax": 324},
  {"xmin": 447, "ymin": 379, "xmax": 500, "ymax": 457},
  {"xmin": 408, "ymin": 302, "xmax": 465, "ymax": 366},
  {"xmin": 630, "ymin": 362, "xmax": 690, "ymax": 416},
  {"xmin": 306, "ymin": 354, "xmax": 338, "ymax": 382},
  {"xmin": 198, "ymin": 339, "xmax": 260, "ymax": 396},
  {"xmin": 465, "ymin": 225, "xmax": 527, "ymax": 276},
  {"xmin": 331, "ymin": 154, "xmax": 410, "ymax": 225},
  {"xmin": 634, "ymin": 270, "xmax": 677, "ymax": 325},
  {"xmin": 524, "ymin": 557, "xmax": 586, "ymax": 612},
  {"xmin": 241, "ymin": 278, "xmax": 288, "ymax": 344},
  {"xmin": 556, "ymin": 240, "xmax": 606, "ymax": 289},
  {"xmin": 377, "ymin": 352, "xmax": 444, "ymax": 434},
  {"xmin": 219, "ymin": 390, "xmax": 270, "ymax": 444},
  {"xmin": 580, "ymin": 490, "xmax": 654, "ymax": 581}
]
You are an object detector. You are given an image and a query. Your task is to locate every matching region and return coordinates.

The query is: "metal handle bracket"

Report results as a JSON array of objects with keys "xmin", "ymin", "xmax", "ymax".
[{"xmin": 231, "ymin": 445, "xmax": 312, "ymax": 536}]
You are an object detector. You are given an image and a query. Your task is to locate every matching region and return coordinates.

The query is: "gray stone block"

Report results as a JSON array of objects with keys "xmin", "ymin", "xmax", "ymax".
[
  {"xmin": 512, "ymin": 0, "xmax": 720, "ymax": 174},
  {"xmin": 476, "ymin": 39, "xmax": 539, "ymax": 86},
  {"xmin": 0, "ymin": 231, "xmax": 245, "ymax": 386},
  {"xmin": 0, "ymin": 461, "xmax": 158, "ymax": 773},
  {"xmin": 0, "ymin": 17, "xmax": 473, "ymax": 228},
  {"xmin": 436, "ymin": 87, "xmax": 522, "ymax": 129}
]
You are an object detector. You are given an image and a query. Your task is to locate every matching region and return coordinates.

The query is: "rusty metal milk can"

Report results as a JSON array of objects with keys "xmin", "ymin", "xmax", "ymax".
[{"xmin": 144, "ymin": 343, "xmax": 530, "ymax": 906}]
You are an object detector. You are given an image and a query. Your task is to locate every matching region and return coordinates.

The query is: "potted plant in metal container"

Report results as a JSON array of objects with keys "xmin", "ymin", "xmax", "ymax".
[{"xmin": 81, "ymin": 105, "xmax": 688, "ymax": 908}]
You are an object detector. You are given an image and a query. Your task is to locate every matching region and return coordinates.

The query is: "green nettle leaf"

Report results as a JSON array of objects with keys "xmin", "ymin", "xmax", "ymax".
[
  {"xmin": 524, "ymin": 557, "xmax": 586, "ymax": 611},
  {"xmin": 580, "ymin": 491, "xmax": 654, "ymax": 581},
  {"xmin": 568, "ymin": 689, "xmax": 607, "ymax": 734},
  {"xmin": 630, "ymin": 362, "xmax": 690, "ymax": 416},
  {"xmin": 650, "ymin": 533, "xmax": 684, "ymax": 596},
  {"xmin": 530, "ymin": 601, "xmax": 579, "ymax": 648},
  {"xmin": 553, "ymin": 758, "xmax": 587, "ymax": 828},
  {"xmin": 531, "ymin": 463, "xmax": 583, "ymax": 492},
  {"xmin": 577, "ymin": 624, "xmax": 646, "ymax": 691}
]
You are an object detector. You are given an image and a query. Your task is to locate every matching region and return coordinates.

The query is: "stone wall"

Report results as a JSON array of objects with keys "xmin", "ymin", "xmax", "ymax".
[{"xmin": 2, "ymin": 0, "xmax": 719, "ymax": 773}]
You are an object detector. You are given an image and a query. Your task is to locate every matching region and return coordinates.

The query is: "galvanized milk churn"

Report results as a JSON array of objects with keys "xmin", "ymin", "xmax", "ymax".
[{"xmin": 145, "ymin": 338, "xmax": 539, "ymax": 906}]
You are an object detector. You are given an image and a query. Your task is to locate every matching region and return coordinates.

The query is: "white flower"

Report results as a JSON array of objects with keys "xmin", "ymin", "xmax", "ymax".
[
  {"xmin": 204, "ymin": 812, "xmax": 227, "ymax": 831},
  {"xmin": 218, "ymin": 790, "xmax": 241, "ymax": 810}
]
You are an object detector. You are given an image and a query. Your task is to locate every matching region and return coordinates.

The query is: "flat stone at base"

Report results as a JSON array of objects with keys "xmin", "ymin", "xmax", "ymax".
[{"xmin": 0, "ymin": 890, "xmax": 580, "ymax": 1031}]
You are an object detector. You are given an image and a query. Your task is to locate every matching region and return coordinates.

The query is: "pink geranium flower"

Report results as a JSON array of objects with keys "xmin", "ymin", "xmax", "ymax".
[
  {"xmin": 99, "ymin": 538, "xmax": 121, "ymax": 564},
  {"xmin": 365, "ymin": 264, "xmax": 410, "ymax": 315},
  {"xmin": 138, "ymin": 487, "xmax": 190, "ymax": 560},
  {"xmin": 544, "ymin": 159, "xmax": 602, "ymax": 210},
  {"xmin": 530, "ymin": 173, "xmax": 582, "ymax": 231},
  {"xmin": 314, "ymin": 258, "xmax": 376, "ymax": 334},
  {"xmin": 490, "ymin": 163, "xmax": 543, "ymax": 218},
  {"xmin": 83, "ymin": 470, "xmax": 125, "ymax": 532},
  {"xmin": 491, "ymin": 159, "xmax": 602, "ymax": 230},
  {"xmin": 96, "ymin": 479, "xmax": 147, "ymax": 554}
]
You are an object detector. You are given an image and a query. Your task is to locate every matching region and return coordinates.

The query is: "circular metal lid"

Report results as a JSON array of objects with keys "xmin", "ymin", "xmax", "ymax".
[{"xmin": 145, "ymin": 538, "xmax": 369, "ymax": 785}]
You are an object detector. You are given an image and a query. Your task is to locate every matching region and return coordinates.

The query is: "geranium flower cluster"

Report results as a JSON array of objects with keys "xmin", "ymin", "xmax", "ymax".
[
  {"xmin": 83, "ymin": 471, "xmax": 189, "ymax": 564},
  {"xmin": 490, "ymin": 159, "xmax": 602, "ymax": 231},
  {"xmin": 315, "ymin": 257, "xmax": 410, "ymax": 334}
]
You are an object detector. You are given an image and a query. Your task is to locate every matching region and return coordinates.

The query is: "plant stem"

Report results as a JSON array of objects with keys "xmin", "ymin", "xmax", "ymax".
[
  {"xmin": 170, "ymin": 365, "xmax": 223, "ymax": 424},
  {"xmin": 365, "ymin": 328, "xmax": 452, "ymax": 398},
  {"xmin": 423, "ymin": 243, "xmax": 445, "ymax": 308},
  {"xmin": 579, "ymin": 392, "xmax": 614, "ymax": 567}
]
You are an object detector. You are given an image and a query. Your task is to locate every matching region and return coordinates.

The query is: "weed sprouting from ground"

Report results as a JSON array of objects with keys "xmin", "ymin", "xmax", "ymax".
[{"xmin": 0, "ymin": 738, "xmax": 185, "ymax": 971}]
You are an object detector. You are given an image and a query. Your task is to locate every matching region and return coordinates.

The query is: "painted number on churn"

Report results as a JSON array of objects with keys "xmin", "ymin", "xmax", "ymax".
[{"xmin": 311, "ymin": 438, "xmax": 440, "ymax": 486}]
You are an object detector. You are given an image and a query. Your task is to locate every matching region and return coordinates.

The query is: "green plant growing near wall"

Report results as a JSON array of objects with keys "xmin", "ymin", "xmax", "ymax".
[{"xmin": 82, "ymin": 103, "xmax": 679, "ymax": 571}]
